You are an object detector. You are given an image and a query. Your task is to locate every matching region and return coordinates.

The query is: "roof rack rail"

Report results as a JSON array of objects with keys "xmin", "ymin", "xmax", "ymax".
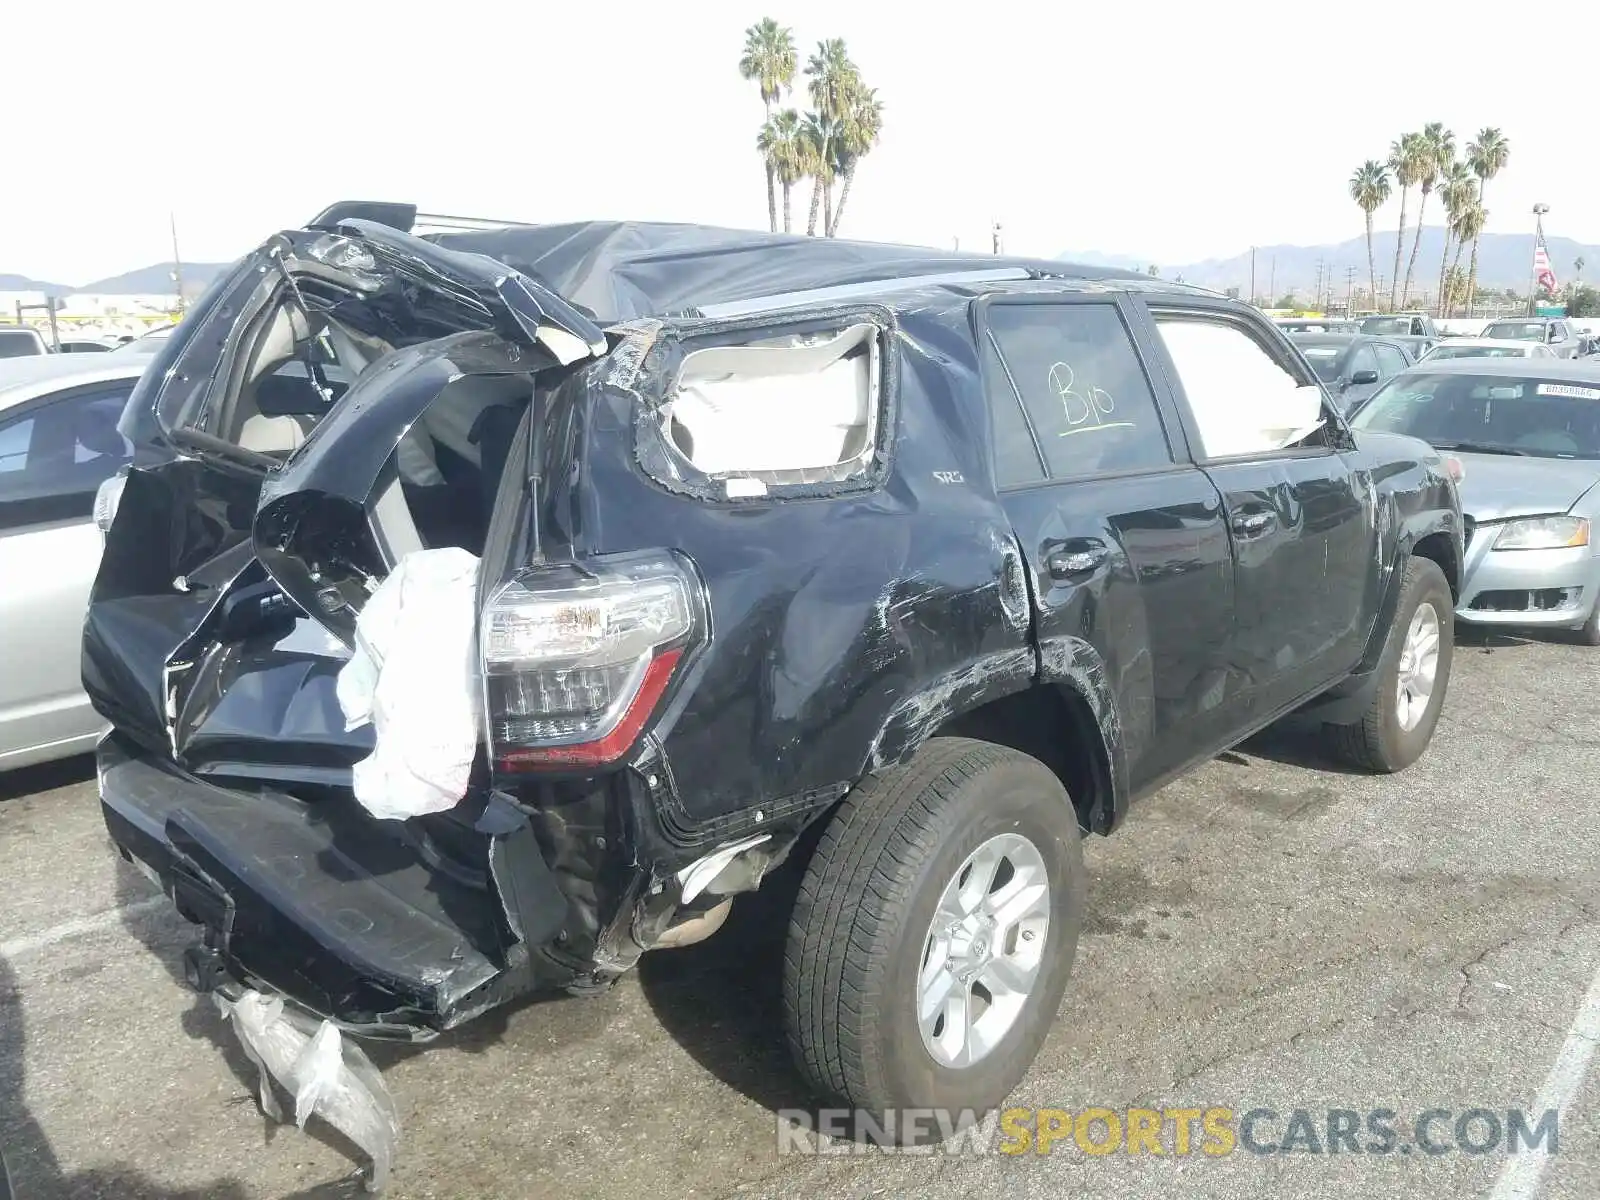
[
  {"xmin": 412, "ymin": 211, "xmax": 537, "ymax": 234},
  {"xmin": 306, "ymin": 202, "xmax": 536, "ymax": 235},
  {"xmin": 692, "ymin": 266, "xmax": 1035, "ymax": 319}
]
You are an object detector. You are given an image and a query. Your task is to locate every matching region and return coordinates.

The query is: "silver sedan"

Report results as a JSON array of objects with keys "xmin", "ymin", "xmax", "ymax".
[
  {"xmin": 0, "ymin": 355, "xmax": 143, "ymax": 769},
  {"xmin": 1350, "ymin": 358, "xmax": 1600, "ymax": 642}
]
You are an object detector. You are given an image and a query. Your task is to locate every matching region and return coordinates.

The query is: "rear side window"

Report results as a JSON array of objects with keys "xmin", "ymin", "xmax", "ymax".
[
  {"xmin": 983, "ymin": 302, "xmax": 1173, "ymax": 481},
  {"xmin": 0, "ymin": 383, "xmax": 134, "ymax": 529},
  {"xmin": 980, "ymin": 334, "xmax": 1046, "ymax": 485},
  {"xmin": 1373, "ymin": 343, "xmax": 1409, "ymax": 376}
]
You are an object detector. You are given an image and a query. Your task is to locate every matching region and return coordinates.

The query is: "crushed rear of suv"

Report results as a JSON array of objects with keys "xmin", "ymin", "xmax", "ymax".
[{"xmin": 87, "ymin": 202, "xmax": 1462, "ymax": 1186}]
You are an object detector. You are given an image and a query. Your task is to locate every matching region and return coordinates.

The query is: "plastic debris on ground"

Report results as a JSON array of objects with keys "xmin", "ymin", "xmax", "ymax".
[
  {"xmin": 215, "ymin": 989, "xmax": 402, "ymax": 1192},
  {"xmin": 335, "ymin": 546, "xmax": 482, "ymax": 821}
]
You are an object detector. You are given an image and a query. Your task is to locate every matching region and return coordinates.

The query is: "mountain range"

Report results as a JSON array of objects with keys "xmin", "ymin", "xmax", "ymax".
[
  {"xmin": 8, "ymin": 226, "xmax": 1599, "ymax": 301},
  {"xmin": 0, "ymin": 262, "xmax": 230, "ymax": 297},
  {"xmin": 1058, "ymin": 229, "xmax": 1600, "ymax": 298}
]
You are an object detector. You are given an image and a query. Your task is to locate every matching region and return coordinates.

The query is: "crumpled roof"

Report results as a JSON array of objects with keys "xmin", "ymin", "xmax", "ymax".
[{"xmin": 429, "ymin": 221, "xmax": 1130, "ymax": 325}]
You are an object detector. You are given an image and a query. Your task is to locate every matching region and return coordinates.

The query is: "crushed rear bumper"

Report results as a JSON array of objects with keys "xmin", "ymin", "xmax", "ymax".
[{"xmin": 98, "ymin": 735, "xmax": 576, "ymax": 1037}]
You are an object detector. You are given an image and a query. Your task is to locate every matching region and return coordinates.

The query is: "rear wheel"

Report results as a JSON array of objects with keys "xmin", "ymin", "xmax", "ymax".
[
  {"xmin": 1329, "ymin": 557, "xmax": 1453, "ymax": 771},
  {"xmin": 782, "ymin": 737, "xmax": 1085, "ymax": 1135}
]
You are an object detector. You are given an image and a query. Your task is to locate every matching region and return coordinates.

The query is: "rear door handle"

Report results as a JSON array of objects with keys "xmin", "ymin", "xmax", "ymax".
[
  {"xmin": 1046, "ymin": 540, "xmax": 1109, "ymax": 581},
  {"xmin": 1231, "ymin": 510, "xmax": 1277, "ymax": 538}
]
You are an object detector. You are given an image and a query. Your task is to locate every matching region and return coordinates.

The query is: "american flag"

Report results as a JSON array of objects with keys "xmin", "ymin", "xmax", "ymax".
[{"xmin": 1534, "ymin": 238, "xmax": 1560, "ymax": 296}]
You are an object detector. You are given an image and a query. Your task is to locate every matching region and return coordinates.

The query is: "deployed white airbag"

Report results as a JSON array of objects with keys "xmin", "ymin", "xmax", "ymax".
[
  {"xmin": 335, "ymin": 547, "xmax": 482, "ymax": 821},
  {"xmin": 1154, "ymin": 319, "xmax": 1326, "ymax": 458}
]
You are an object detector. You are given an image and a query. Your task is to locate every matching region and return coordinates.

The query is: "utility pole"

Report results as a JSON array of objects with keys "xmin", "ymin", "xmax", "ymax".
[
  {"xmin": 1313, "ymin": 258, "xmax": 1325, "ymax": 311},
  {"xmin": 169, "ymin": 212, "xmax": 186, "ymax": 317},
  {"xmin": 1529, "ymin": 203, "xmax": 1549, "ymax": 316},
  {"xmin": 991, "ymin": 221, "xmax": 1003, "ymax": 256},
  {"xmin": 1345, "ymin": 266, "xmax": 1356, "ymax": 315},
  {"xmin": 1269, "ymin": 256, "xmax": 1277, "ymax": 303},
  {"xmin": 1250, "ymin": 246, "xmax": 1257, "ymax": 305}
]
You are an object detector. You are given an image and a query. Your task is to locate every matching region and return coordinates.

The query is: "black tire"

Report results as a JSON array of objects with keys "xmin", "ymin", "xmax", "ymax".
[
  {"xmin": 1577, "ymin": 599, "xmax": 1600, "ymax": 646},
  {"xmin": 782, "ymin": 736, "xmax": 1085, "ymax": 1135},
  {"xmin": 1329, "ymin": 556, "xmax": 1454, "ymax": 772}
]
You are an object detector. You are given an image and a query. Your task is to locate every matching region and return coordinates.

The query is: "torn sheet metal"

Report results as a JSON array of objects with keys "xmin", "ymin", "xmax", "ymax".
[
  {"xmin": 336, "ymin": 547, "xmax": 482, "ymax": 821},
  {"xmin": 216, "ymin": 989, "xmax": 401, "ymax": 1192}
]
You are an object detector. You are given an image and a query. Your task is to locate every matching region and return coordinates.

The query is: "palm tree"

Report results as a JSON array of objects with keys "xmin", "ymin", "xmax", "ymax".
[
  {"xmin": 804, "ymin": 39, "xmax": 859, "ymax": 235},
  {"xmin": 1448, "ymin": 202, "xmax": 1485, "ymax": 317},
  {"xmin": 739, "ymin": 19, "xmax": 798, "ymax": 233},
  {"xmin": 1402, "ymin": 123, "xmax": 1448, "ymax": 308},
  {"xmin": 826, "ymin": 84, "xmax": 883, "ymax": 237},
  {"xmin": 1430, "ymin": 129, "xmax": 1459, "ymax": 310},
  {"xmin": 1435, "ymin": 158, "xmax": 1472, "ymax": 313},
  {"xmin": 1387, "ymin": 133, "xmax": 1426, "ymax": 308},
  {"xmin": 801, "ymin": 112, "xmax": 835, "ymax": 237},
  {"xmin": 758, "ymin": 109, "xmax": 806, "ymax": 233},
  {"xmin": 1577, "ymin": 256, "xmax": 1587, "ymax": 285},
  {"xmin": 1350, "ymin": 161, "xmax": 1392, "ymax": 308},
  {"xmin": 1464, "ymin": 128, "xmax": 1510, "ymax": 316}
]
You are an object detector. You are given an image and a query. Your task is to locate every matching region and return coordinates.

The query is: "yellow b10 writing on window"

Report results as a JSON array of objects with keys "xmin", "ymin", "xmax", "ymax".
[{"xmin": 1048, "ymin": 362, "xmax": 1132, "ymax": 437}]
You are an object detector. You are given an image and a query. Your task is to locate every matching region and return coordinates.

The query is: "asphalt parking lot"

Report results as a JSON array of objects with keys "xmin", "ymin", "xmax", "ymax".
[{"xmin": 2, "ymin": 627, "xmax": 1598, "ymax": 1200}]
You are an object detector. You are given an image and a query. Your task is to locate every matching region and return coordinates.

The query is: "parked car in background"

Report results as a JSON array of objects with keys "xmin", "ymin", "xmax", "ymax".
[
  {"xmin": 110, "ymin": 325, "xmax": 175, "ymax": 356},
  {"xmin": 1359, "ymin": 312, "xmax": 1439, "ymax": 339},
  {"xmin": 1286, "ymin": 331, "xmax": 1414, "ymax": 411},
  {"xmin": 1386, "ymin": 334, "xmax": 1438, "ymax": 361},
  {"xmin": 1421, "ymin": 337, "xmax": 1556, "ymax": 362},
  {"xmin": 0, "ymin": 326, "xmax": 50, "ymax": 358},
  {"xmin": 1479, "ymin": 317, "xmax": 1585, "ymax": 358},
  {"xmin": 0, "ymin": 355, "xmax": 142, "ymax": 769},
  {"xmin": 55, "ymin": 338, "xmax": 115, "ymax": 354},
  {"xmin": 1351, "ymin": 359, "xmax": 1600, "ymax": 643},
  {"xmin": 85, "ymin": 204, "xmax": 1462, "ymax": 1174},
  {"xmin": 1273, "ymin": 317, "xmax": 1358, "ymax": 333}
]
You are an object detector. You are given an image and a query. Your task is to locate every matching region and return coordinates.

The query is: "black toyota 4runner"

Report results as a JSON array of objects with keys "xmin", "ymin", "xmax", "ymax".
[{"xmin": 86, "ymin": 204, "xmax": 1463, "ymax": 1128}]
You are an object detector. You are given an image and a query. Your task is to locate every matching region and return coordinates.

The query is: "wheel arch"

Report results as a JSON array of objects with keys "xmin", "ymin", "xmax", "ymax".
[{"xmin": 871, "ymin": 635, "xmax": 1127, "ymax": 836}]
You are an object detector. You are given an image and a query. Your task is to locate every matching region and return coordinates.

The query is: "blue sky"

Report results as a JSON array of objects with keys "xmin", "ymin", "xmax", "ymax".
[{"xmin": 6, "ymin": 0, "xmax": 1593, "ymax": 281}]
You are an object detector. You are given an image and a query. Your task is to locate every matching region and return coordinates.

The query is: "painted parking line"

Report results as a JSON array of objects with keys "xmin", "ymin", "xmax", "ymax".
[
  {"xmin": 0, "ymin": 896, "xmax": 169, "ymax": 961},
  {"xmin": 1488, "ymin": 960, "xmax": 1600, "ymax": 1200}
]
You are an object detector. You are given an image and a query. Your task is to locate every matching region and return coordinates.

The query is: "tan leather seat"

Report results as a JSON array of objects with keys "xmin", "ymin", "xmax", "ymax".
[{"xmin": 237, "ymin": 412, "xmax": 312, "ymax": 454}]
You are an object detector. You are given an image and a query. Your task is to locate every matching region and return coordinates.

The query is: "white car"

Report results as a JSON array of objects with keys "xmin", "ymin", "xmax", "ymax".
[
  {"xmin": 110, "ymin": 325, "xmax": 176, "ymax": 356},
  {"xmin": 0, "ymin": 326, "xmax": 50, "ymax": 359},
  {"xmin": 0, "ymin": 355, "xmax": 143, "ymax": 769},
  {"xmin": 1420, "ymin": 337, "xmax": 1557, "ymax": 362}
]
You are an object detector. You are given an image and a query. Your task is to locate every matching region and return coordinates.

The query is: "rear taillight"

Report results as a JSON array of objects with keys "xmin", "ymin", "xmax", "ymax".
[{"xmin": 482, "ymin": 553, "xmax": 703, "ymax": 770}]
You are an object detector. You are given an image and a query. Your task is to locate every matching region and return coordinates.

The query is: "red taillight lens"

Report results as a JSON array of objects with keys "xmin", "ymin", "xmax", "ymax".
[{"xmin": 481, "ymin": 553, "xmax": 701, "ymax": 771}]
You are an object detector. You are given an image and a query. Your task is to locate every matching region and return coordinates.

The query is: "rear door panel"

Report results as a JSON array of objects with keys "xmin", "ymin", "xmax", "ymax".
[{"xmin": 980, "ymin": 293, "xmax": 1239, "ymax": 794}]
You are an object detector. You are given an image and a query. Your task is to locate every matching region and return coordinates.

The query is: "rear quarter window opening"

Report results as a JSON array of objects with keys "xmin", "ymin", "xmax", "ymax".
[{"xmin": 639, "ymin": 320, "xmax": 890, "ymax": 500}]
